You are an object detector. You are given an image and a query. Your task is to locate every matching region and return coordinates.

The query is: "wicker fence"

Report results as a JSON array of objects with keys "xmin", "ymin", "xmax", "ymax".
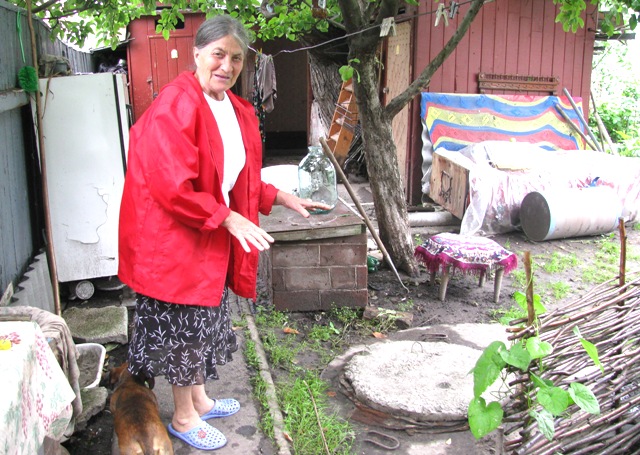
[{"xmin": 502, "ymin": 235, "xmax": 640, "ymax": 454}]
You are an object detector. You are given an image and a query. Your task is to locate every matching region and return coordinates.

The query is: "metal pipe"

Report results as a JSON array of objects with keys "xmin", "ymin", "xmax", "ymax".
[{"xmin": 562, "ymin": 87, "xmax": 603, "ymax": 152}]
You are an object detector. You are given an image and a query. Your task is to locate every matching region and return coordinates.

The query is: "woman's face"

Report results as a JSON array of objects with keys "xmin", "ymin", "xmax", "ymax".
[{"xmin": 193, "ymin": 35, "xmax": 245, "ymax": 100}]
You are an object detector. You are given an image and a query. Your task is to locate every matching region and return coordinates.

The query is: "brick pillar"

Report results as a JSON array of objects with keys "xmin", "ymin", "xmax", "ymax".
[{"xmin": 258, "ymin": 233, "xmax": 368, "ymax": 312}]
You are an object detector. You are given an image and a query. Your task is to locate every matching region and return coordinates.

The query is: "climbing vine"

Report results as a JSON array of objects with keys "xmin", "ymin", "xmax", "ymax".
[{"xmin": 468, "ymin": 291, "xmax": 602, "ymax": 441}]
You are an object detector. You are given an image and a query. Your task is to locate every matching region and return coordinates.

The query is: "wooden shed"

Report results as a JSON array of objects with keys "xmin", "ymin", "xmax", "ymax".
[
  {"xmin": 125, "ymin": 12, "xmax": 309, "ymax": 154},
  {"xmin": 390, "ymin": 0, "xmax": 598, "ymax": 204}
]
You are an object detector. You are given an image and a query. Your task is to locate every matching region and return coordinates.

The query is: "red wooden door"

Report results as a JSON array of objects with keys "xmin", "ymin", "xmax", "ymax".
[
  {"xmin": 127, "ymin": 14, "xmax": 205, "ymax": 123},
  {"xmin": 148, "ymin": 35, "xmax": 196, "ymax": 100}
]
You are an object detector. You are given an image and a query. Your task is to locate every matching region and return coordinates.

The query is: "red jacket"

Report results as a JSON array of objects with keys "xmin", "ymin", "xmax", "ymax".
[{"xmin": 118, "ymin": 72, "xmax": 278, "ymax": 305}]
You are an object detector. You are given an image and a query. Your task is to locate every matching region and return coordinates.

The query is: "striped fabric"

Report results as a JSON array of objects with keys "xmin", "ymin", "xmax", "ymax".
[{"xmin": 420, "ymin": 93, "xmax": 587, "ymax": 152}]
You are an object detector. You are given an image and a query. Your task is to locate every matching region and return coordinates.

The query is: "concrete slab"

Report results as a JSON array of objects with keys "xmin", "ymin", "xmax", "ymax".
[
  {"xmin": 63, "ymin": 305, "xmax": 128, "ymax": 344},
  {"xmin": 321, "ymin": 324, "xmax": 509, "ymax": 454},
  {"xmin": 344, "ymin": 340, "xmax": 482, "ymax": 421}
]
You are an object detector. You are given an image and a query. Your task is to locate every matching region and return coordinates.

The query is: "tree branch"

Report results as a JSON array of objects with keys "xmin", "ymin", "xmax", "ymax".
[
  {"xmin": 32, "ymin": 0, "xmax": 61, "ymax": 14},
  {"xmin": 384, "ymin": 0, "xmax": 485, "ymax": 119}
]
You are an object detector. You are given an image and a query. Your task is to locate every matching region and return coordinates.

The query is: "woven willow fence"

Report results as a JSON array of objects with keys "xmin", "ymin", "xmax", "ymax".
[{"xmin": 501, "ymin": 229, "xmax": 640, "ymax": 454}]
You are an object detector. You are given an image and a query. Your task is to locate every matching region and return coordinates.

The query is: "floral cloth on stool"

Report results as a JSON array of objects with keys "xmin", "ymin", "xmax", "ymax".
[{"xmin": 414, "ymin": 232, "xmax": 518, "ymax": 303}]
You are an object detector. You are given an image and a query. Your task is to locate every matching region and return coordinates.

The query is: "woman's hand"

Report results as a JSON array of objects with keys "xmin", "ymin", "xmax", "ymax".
[
  {"xmin": 274, "ymin": 190, "xmax": 332, "ymax": 217},
  {"xmin": 222, "ymin": 211, "xmax": 274, "ymax": 253}
]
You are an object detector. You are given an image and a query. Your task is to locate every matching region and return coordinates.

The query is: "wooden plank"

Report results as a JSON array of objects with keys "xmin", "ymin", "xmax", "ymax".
[
  {"xmin": 429, "ymin": 150, "xmax": 472, "ymax": 220},
  {"xmin": 259, "ymin": 199, "xmax": 365, "ymax": 241},
  {"xmin": 0, "ymin": 89, "xmax": 28, "ymax": 113}
]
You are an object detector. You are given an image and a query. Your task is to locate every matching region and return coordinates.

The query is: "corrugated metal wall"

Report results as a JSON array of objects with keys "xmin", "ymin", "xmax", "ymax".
[{"xmin": 0, "ymin": 0, "xmax": 92, "ymax": 300}]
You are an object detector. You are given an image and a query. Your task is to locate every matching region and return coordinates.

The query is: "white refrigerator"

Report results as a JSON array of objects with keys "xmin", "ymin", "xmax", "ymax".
[{"xmin": 34, "ymin": 73, "xmax": 130, "ymax": 298}]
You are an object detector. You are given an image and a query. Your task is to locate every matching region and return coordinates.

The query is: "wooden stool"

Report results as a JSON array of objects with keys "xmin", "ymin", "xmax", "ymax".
[{"xmin": 414, "ymin": 233, "xmax": 517, "ymax": 303}]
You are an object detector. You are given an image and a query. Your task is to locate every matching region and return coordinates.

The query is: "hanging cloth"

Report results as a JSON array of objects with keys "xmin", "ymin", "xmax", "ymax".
[{"xmin": 255, "ymin": 53, "xmax": 277, "ymax": 113}]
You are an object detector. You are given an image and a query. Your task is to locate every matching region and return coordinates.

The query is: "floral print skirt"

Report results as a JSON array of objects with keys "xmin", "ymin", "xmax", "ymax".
[{"xmin": 127, "ymin": 288, "xmax": 238, "ymax": 386}]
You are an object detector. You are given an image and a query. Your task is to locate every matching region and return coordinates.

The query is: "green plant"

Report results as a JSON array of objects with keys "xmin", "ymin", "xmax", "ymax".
[
  {"xmin": 548, "ymin": 281, "xmax": 571, "ymax": 300},
  {"xmin": 509, "ymin": 269, "xmax": 528, "ymax": 289},
  {"xmin": 339, "ymin": 58, "xmax": 361, "ymax": 82},
  {"xmin": 328, "ymin": 306, "xmax": 362, "ymax": 326},
  {"xmin": 307, "ymin": 322, "xmax": 341, "ymax": 342},
  {"xmin": 244, "ymin": 340, "xmax": 275, "ymax": 438},
  {"xmin": 278, "ymin": 373, "xmax": 354, "ymax": 454},
  {"xmin": 468, "ymin": 293, "xmax": 602, "ymax": 441},
  {"xmin": 414, "ymin": 233, "xmax": 423, "ymax": 246},
  {"xmin": 254, "ymin": 306, "xmax": 290, "ymax": 329},
  {"xmin": 538, "ymin": 252, "xmax": 579, "ymax": 273},
  {"xmin": 261, "ymin": 332, "xmax": 299, "ymax": 369},
  {"xmin": 396, "ymin": 298, "xmax": 414, "ymax": 312},
  {"xmin": 489, "ymin": 305, "xmax": 527, "ymax": 326}
]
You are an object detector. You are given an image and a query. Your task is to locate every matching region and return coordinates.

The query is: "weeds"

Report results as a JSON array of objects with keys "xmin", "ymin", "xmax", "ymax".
[
  {"xmin": 248, "ymin": 306, "xmax": 355, "ymax": 454},
  {"xmin": 548, "ymin": 281, "xmax": 572, "ymax": 300},
  {"xmin": 278, "ymin": 372, "xmax": 354, "ymax": 454},
  {"xmin": 490, "ymin": 305, "xmax": 527, "ymax": 325},
  {"xmin": 538, "ymin": 251, "xmax": 579, "ymax": 273},
  {"xmin": 244, "ymin": 340, "xmax": 275, "ymax": 438}
]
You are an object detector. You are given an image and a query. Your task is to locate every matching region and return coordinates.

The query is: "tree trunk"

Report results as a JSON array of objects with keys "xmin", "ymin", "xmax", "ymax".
[{"xmin": 353, "ymin": 51, "xmax": 419, "ymax": 276}]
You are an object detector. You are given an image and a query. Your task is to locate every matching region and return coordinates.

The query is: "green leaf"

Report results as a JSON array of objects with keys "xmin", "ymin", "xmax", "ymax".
[
  {"xmin": 573, "ymin": 326, "xmax": 604, "ymax": 374},
  {"xmin": 569, "ymin": 383, "xmax": 601, "ymax": 415},
  {"xmin": 538, "ymin": 386, "xmax": 571, "ymax": 416},
  {"xmin": 472, "ymin": 341, "xmax": 506, "ymax": 398},
  {"xmin": 338, "ymin": 65, "xmax": 354, "ymax": 82},
  {"xmin": 579, "ymin": 338, "xmax": 604, "ymax": 374},
  {"xmin": 500, "ymin": 342, "xmax": 531, "ymax": 371},
  {"xmin": 532, "ymin": 294, "xmax": 547, "ymax": 315},
  {"xmin": 468, "ymin": 397, "xmax": 504, "ymax": 439},
  {"xmin": 514, "ymin": 291, "xmax": 546, "ymax": 316},
  {"xmin": 530, "ymin": 372, "xmax": 553, "ymax": 389},
  {"xmin": 530, "ymin": 409, "xmax": 555, "ymax": 441},
  {"xmin": 526, "ymin": 336, "xmax": 554, "ymax": 360}
]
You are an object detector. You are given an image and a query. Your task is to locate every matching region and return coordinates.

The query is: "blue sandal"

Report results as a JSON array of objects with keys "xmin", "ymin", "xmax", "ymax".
[
  {"xmin": 167, "ymin": 421, "xmax": 226, "ymax": 450},
  {"xmin": 200, "ymin": 398, "xmax": 241, "ymax": 419}
]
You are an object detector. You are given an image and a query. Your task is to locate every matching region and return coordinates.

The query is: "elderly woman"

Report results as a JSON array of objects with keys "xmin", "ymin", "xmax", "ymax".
[{"xmin": 118, "ymin": 15, "xmax": 328, "ymax": 451}]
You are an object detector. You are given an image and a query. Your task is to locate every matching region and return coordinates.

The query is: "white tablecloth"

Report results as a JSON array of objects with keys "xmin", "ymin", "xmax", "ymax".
[{"xmin": 0, "ymin": 321, "xmax": 76, "ymax": 455}]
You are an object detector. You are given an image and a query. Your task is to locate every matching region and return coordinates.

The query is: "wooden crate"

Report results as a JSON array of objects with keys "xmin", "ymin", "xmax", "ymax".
[{"xmin": 429, "ymin": 150, "xmax": 474, "ymax": 219}]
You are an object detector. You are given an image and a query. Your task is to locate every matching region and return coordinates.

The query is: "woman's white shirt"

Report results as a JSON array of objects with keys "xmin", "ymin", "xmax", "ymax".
[{"xmin": 205, "ymin": 92, "xmax": 246, "ymax": 206}]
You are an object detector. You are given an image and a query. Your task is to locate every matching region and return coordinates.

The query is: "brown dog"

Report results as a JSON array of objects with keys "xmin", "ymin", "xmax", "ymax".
[{"xmin": 109, "ymin": 362, "xmax": 174, "ymax": 455}]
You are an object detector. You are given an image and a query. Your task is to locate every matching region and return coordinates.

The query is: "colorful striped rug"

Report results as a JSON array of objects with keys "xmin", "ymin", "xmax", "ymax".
[{"xmin": 420, "ymin": 93, "xmax": 587, "ymax": 152}]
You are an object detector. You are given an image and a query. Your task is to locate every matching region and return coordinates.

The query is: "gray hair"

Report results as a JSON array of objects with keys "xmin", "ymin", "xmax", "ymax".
[{"xmin": 195, "ymin": 15, "xmax": 252, "ymax": 54}]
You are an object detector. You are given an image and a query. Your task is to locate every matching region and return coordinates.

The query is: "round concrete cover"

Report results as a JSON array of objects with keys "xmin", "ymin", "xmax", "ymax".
[{"xmin": 344, "ymin": 340, "xmax": 482, "ymax": 422}]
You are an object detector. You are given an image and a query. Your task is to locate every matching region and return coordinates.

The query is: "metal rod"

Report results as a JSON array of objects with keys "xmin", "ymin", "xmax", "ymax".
[
  {"xmin": 319, "ymin": 137, "xmax": 408, "ymax": 291},
  {"xmin": 554, "ymin": 104, "xmax": 597, "ymax": 150},
  {"xmin": 562, "ymin": 87, "xmax": 603, "ymax": 152}
]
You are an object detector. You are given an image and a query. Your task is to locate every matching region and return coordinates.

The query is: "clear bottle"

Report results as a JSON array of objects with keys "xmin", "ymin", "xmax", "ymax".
[{"xmin": 297, "ymin": 145, "xmax": 338, "ymax": 214}]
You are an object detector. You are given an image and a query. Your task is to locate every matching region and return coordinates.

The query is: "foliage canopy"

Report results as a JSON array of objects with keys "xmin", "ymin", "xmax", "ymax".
[{"xmin": 12, "ymin": 0, "xmax": 640, "ymax": 50}]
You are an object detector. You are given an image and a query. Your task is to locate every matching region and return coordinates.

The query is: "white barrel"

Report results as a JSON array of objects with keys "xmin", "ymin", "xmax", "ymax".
[{"xmin": 520, "ymin": 187, "xmax": 622, "ymax": 241}]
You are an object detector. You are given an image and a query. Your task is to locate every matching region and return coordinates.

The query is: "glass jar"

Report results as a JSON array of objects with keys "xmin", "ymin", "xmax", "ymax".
[{"xmin": 297, "ymin": 145, "xmax": 338, "ymax": 214}]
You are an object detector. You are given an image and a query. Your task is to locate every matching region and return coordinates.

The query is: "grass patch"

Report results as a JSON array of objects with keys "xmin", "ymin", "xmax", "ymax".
[
  {"xmin": 510, "ymin": 269, "xmax": 528, "ymax": 289},
  {"xmin": 537, "ymin": 251, "xmax": 579, "ymax": 273},
  {"xmin": 490, "ymin": 305, "xmax": 527, "ymax": 325},
  {"xmin": 307, "ymin": 322, "xmax": 341, "ymax": 343},
  {"xmin": 244, "ymin": 339, "xmax": 275, "ymax": 439},
  {"xmin": 278, "ymin": 372, "xmax": 354, "ymax": 455},
  {"xmin": 548, "ymin": 281, "xmax": 572, "ymax": 300},
  {"xmin": 249, "ymin": 306, "xmax": 355, "ymax": 454}
]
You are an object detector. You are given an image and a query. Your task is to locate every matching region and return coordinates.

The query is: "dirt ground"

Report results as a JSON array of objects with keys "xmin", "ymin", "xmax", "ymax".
[{"xmin": 61, "ymin": 223, "xmax": 640, "ymax": 455}]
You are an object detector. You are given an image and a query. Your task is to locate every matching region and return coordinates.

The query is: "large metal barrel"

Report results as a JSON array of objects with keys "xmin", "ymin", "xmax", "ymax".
[{"xmin": 520, "ymin": 187, "xmax": 622, "ymax": 241}]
